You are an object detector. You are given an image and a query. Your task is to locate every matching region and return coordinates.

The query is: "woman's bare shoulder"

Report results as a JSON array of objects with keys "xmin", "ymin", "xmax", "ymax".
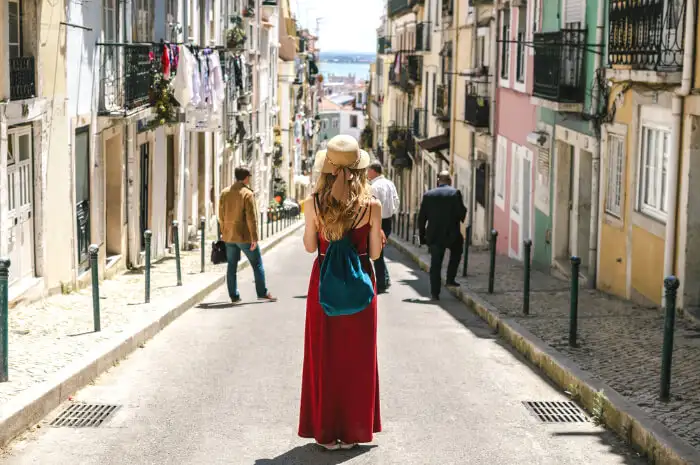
[{"xmin": 369, "ymin": 197, "xmax": 382, "ymax": 210}]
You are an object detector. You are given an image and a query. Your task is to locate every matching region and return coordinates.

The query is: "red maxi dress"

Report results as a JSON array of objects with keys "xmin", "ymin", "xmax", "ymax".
[{"xmin": 298, "ymin": 222, "xmax": 382, "ymax": 444}]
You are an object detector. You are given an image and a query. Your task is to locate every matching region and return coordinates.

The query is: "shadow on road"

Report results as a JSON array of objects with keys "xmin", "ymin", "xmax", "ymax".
[{"xmin": 254, "ymin": 443, "xmax": 375, "ymax": 464}]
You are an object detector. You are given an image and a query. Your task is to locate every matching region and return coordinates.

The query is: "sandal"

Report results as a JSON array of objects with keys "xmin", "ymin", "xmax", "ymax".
[
  {"xmin": 317, "ymin": 441, "xmax": 340, "ymax": 451},
  {"xmin": 339, "ymin": 442, "xmax": 357, "ymax": 450}
]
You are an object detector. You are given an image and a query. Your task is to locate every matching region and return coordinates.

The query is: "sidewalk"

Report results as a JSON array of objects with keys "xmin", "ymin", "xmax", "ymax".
[
  {"xmin": 389, "ymin": 236, "xmax": 700, "ymax": 465},
  {"xmin": 0, "ymin": 219, "xmax": 303, "ymax": 448}
]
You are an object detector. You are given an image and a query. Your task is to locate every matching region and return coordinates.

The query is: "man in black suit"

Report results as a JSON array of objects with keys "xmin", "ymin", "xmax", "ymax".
[{"xmin": 418, "ymin": 171, "xmax": 468, "ymax": 300}]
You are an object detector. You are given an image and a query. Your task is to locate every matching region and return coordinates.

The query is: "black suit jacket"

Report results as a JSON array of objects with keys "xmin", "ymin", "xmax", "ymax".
[{"xmin": 418, "ymin": 185, "xmax": 468, "ymax": 247}]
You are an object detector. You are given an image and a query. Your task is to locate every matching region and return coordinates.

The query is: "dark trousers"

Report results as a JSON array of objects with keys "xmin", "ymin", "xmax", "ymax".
[
  {"xmin": 429, "ymin": 240, "xmax": 462, "ymax": 298},
  {"xmin": 373, "ymin": 217, "xmax": 393, "ymax": 291}
]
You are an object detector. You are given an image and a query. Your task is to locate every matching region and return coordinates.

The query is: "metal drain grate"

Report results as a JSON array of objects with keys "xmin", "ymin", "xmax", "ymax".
[
  {"xmin": 523, "ymin": 401, "xmax": 589, "ymax": 423},
  {"xmin": 50, "ymin": 403, "xmax": 120, "ymax": 428}
]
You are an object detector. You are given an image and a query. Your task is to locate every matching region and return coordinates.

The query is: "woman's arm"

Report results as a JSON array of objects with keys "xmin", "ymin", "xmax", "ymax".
[
  {"xmin": 303, "ymin": 196, "xmax": 319, "ymax": 253},
  {"xmin": 368, "ymin": 199, "xmax": 383, "ymax": 260}
]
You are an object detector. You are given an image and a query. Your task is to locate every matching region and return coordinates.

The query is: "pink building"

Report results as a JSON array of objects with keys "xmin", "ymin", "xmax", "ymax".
[{"xmin": 493, "ymin": 5, "xmax": 538, "ymax": 260}]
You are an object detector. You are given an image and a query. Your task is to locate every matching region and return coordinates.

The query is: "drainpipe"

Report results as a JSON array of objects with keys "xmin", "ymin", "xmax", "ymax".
[
  {"xmin": 486, "ymin": 6, "xmax": 499, "ymax": 236},
  {"xmin": 663, "ymin": 0, "xmax": 696, "ymax": 301},
  {"xmin": 448, "ymin": 0, "xmax": 460, "ymax": 176},
  {"xmin": 586, "ymin": 0, "xmax": 605, "ymax": 287}
]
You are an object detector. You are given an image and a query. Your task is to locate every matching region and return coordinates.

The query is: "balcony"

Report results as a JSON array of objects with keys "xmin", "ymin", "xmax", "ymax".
[
  {"xmin": 98, "ymin": 44, "xmax": 156, "ymax": 115},
  {"xmin": 436, "ymin": 83, "xmax": 451, "ymax": 121},
  {"xmin": 531, "ymin": 29, "xmax": 586, "ymax": 112},
  {"xmin": 389, "ymin": 62, "xmax": 414, "ymax": 93},
  {"xmin": 442, "ymin": 0, "xmax": 454, "ymax": 17},
  {"xmin": 608, "ymin": 0, "xmax": 685, "ymax": 79},
  {"xmin": 464, "ymin": 82, "xmax": 489, "ymax": 129},
  {"xmin": 9, "ymin": 56, "xmax": 36, "ymax": 101},
  {"xmin": 408, "ymin": 55, "xmax": 422, "ymax": 84},
  {"xmin": 413, "ymin": 108, "xmax": 427, "ymax": 139},
  {"xmin": 389, "ymin": 0, "xmax": 412, "ymax": 17},
  {"xmin": 388, "ymin": 125, "xmax": 414, "ymax": 168},
  {"xmin": 415, "ymin": 22, "xmax": 431, "ymax": 52},
  {"xmin": 377, "ymin": 36, "xmax": 392, "ymax": 55}
]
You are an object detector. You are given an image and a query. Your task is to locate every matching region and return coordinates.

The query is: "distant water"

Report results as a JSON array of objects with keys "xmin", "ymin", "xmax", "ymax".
[{"xmin": 320, "ymin": 62, "xmax": 372, "ymax": 81}]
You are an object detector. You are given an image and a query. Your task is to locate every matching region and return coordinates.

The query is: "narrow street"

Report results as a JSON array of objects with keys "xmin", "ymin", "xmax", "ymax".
[{"xmin": 0, "ymin": 231, "xmax": 644, "ymax": 465}]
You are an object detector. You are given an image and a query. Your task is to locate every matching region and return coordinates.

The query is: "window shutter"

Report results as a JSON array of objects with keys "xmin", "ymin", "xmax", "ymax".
[{"xmin": 564, "ymin": 0, "xmax": 583, "ymax": 24}]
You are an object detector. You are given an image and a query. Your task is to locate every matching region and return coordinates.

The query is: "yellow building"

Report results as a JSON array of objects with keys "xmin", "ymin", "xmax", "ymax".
[{"xmin": 598, "ymin": 0, "xmax": 697, "ymax": 307}]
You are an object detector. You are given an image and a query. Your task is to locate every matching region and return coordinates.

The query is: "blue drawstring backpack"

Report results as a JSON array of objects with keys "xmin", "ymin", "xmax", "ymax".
[{"xmin": 317, "ymin": 200, "xmax": 375, "ymax": 316}]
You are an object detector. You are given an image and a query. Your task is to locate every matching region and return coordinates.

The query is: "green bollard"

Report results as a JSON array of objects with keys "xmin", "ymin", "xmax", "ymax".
[
  {"xmin": 0, "ymin": 258, "xmax": 10, "ymax": 382},
  {"xmin": 200, "ymin": 217, "xmax": 206, "ymax": 273},
  {"xmin": 144, "ymin": 230, "xmax": 152, "ymax": 303},
  {"xmin": 89, "ymin": 245, "xmax": 101, "ymax": 331},
  {"xmin": 266, "ymin": 209, "xmax": 271, "ymax": 238},
  {"xmin": 523, "ymin": 239, "xmax": 532, "ymax": 316},
  {"xmin": 462, "ymin": 224, "xmax": 471, "ymax": 277},
  {"xmin": 412, "ymin": 212, "xmax": 417, "ymax": 245},
  {"xmin": 404, "ymin": 211, "xmax": 410, "ymax": 241},
  {"xmin": 660, "ymin": 276, "xmax": 680, "ymax": 401},
  {"xmin": 569, "ymin": 256, "xmax": 581, "ymax": 347},
  {"xmin": 488, "ymin": 229, "xmax": 498, "ymax": 294},
  {"xmin": 172, "ymin": 221, "xmax": 182, "ymax": 286}
]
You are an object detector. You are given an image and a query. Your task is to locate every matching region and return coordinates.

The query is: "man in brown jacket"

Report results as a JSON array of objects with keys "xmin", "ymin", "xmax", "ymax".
[{"xmin": 219, "ymin": 166, "xmax": 276, "ymax": 304}]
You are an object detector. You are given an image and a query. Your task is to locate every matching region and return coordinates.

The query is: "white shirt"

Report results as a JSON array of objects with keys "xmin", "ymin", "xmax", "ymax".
[{"xmin": 370, "ymin": 175, "xmax": 400, "ymax": 219}]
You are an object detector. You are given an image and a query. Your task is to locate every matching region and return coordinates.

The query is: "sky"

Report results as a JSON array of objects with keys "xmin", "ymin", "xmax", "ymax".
[{"xmin": 290, "ymin": 0, "xmax": 383, "ymax": 53}]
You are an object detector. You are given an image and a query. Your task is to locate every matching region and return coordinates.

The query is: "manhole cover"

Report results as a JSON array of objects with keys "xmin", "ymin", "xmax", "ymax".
[
  {"xmin": 50, "ymin": 403, "xmax": 121, "ymax": 428},
  {"xmin": 523, "ymin": 401, "xmax": 589, "ymax": 423}
]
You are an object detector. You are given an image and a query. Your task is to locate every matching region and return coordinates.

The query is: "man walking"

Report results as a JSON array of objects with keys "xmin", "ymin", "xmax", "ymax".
[
  {"xmin": 418, "ymin": 171, "xmax": 467, "ymax": 300},
  {"xmin": 219, "ymin": 166, "xmax": 276, "ymax": 304},
  {"xmin": 368, "ymin": 161, "xmax": 399, "ymax": 293}
]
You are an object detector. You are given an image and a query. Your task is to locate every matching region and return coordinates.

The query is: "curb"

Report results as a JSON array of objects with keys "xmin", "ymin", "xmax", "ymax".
[
  {"xmin": 0, "ymin": 221, "xmax": 304, "ymax": 450},
  {"xmin": 389, "ymin": 237, "xmax": 700, "ymax": 465}
]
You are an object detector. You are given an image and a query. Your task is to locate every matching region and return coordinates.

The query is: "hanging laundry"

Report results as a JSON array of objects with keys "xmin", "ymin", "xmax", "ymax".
[
  {"xmin": 172, "ymin": 45, "xmax": 197, "ymax": 106},
  {"xmin": 207, "ymin": 52, "xmax": 225, "ymax": 111},
  {"xmin": 162, "ymin": 44, "xmax": 171, "ymax": 79}
]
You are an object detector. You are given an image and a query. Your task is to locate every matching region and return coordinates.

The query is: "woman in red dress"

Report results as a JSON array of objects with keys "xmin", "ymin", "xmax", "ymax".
[{"xmin": 299, "ymin": 135, "xmax": 384, "ymax": 450}]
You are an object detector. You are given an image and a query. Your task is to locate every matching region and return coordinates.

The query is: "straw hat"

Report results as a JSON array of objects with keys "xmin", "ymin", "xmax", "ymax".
[{"xmin": 313, "ymin": 135, "xmax": 371, "ymax": 201}]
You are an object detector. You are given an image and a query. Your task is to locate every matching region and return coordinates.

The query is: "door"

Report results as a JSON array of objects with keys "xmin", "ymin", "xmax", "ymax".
[
  {"xmin": 75, "ymin": 127, "xmax": 91, "ymax": 272},
  {"xmin": 166, "ymin": 135, "xmax": 175, "ymax": 247},
  {"xmin": 6, "ymin": 127, "xmax": 35, "ymax": 285},
  {"xmin": 139, "ymin": 142, "xmax": 150, "ymax": 250}
]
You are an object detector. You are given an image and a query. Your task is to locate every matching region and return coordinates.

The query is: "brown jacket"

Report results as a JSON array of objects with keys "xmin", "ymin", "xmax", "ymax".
[{"xmin": 219, "ymin": 182, "xmax": 259, "ymax": 243}]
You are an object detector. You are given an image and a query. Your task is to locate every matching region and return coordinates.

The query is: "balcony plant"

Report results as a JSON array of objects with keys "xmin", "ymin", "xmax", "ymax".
[
  {"xmin": 360, "ymin": 125, "xmax": 373, "ymax": 149},
  {"xmin": 148, "ymin": 58, "xmax": 178, "ymax": 129},
  {"xmin": 226, "ymin": 16, "xmax": 247, "ymax": 51}
]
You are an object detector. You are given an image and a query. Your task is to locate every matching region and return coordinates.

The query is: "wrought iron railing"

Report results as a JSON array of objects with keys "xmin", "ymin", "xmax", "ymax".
[
  {"xmin": 608, "ymin": 0, "xmax": 685, "ymax": 71},
  {"xmin": 389, "ymin": 0, "xmax": 412, "ymax": 17},
  {"xmin": 532, "ymin": 29, "xmax": 586, "ymax": 103},
  {"xmin": 388, "ymin": 125, "xmax": 414, "ymax": 168},
  {"xmin": 9, "ymin": 56, "xmax": 36, "ymax": 101},
  {"xmin": 377, "ymin": 36, "xmax": 392, "ymax": 54},
  {"xmin": 413, "ymin": 108, "xmax": 428, "ymax": 138},
  {"xmin": 415, "ymin": 22, "xmax": 432, "ymax": 52},
  {"xmin": 98, "ymin": 44, "xmax": 155, "ymax": 115},
  {"xmin": 436, "ymin": 83, "xmax": 451, "ymax": 121},
  {"xmin": 464, "ymin": 81, "xmax": 490, "ymax": 128},
  {"xmin": 408, "ymin": 55, "xmax": 422, "ymax": 83}
]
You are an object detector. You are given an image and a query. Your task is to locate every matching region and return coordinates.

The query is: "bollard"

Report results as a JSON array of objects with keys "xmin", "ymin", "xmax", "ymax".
[
  {"xmin": 266, "ymin": 208, "xmax": 271, "ymax": 238},
  {"xmin": 569, "ymin": 256, "xmax": 581, "ymax": 347},
  {"xmin": 405, "ymin": 212, "xmax": 410, "ymax": 241},
  {"xmin": 523, "ymin": 240, "xmax": 532, "ymax": 316},
  {"xmin": 200, "ymin": 217, "xmax": 206, "ymax": 273},
  {"xmin": 172, "ymin": 221, "xmax": 182, "ymax": 286},
  {"xmin": 488, "ymin": 229, "xmax": 498, "ymax": 294},
  {"xmin": 89, "ymin": 245, "xmax": 101, "ymax": 332},
  {"xmin": 412, "ymin": 212, "xmax": 417, "ymax": 245},
  {"xmin": 462, "ymin": 225, "xmax": 471, "ymax": 277},
  {"xmin": 399, "ymin": 212, "xmax": 405, "ymax": 239},
  {"xmin": 260, "ymin": 211, "xmax": 264, "ymax": 240},
  {"xmin": 392, "ymin": 214, "xmax": 396, "ymax": 233},
  {"xmin": 0, "ymin": 258, "xmax": 8, "ymax": 382},
  {"xmin": 275, "ymin": 208, "xmax": 279, "ymax": 234},
  {"xmin": 660, "ymin": 276, "xmax": 680, "ymax": 401},
  {"xmin": 144, "ymin": 230, "xmax": 152, "ymax": 303}
]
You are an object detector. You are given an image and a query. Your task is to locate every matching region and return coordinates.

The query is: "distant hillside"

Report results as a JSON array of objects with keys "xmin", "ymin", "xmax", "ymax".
[{"xmin": 320, "ymin": 51, "xmax": 375, "ymax": 64}]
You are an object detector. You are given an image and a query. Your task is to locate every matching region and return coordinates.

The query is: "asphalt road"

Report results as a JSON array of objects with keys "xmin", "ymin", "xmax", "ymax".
[{"xmin": 0, "ymin": 231, "xmax": 645, "ymax": 465}]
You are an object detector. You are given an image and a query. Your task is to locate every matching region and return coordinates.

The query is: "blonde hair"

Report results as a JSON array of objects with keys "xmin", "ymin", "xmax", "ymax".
[{"xmin": 315, "ymin": 169, "xmax": 372, "ymax": 241}]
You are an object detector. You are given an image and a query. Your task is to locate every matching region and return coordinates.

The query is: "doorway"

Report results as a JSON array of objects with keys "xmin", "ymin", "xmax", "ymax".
[
  {"xmin": 553, "ymin": 142, "xmax": 573, "ymax": 264},
  {"xmin": 577, "ymin": 149, "xmax": 593, "ymax": 270},
  {"xmin": 139, "ymin": 142, "xmax": 150, "ymax": 250},
  {"xmin": 6, "ymin": 125, "xmax": 35, "ymax": 285},
  {"xmin": 75, "ymin": 127, "xmax": 91, "ymax": 272},
  {"xmin": 166, "ymin": 135, "xmax": 175, "ymax": 248},
  {"xmin": 105, "ymin": 135, "xmax": 123, "ymax": 261}
]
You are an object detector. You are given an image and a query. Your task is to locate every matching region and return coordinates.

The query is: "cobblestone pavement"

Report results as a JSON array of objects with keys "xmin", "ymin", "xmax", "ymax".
[
  {"xmin": 390, "ymin": 236, "xmax": 700, "ymax": 451},
  {"xmin": 0, "ymin": 220, "xmax": 302, "ymax": 406}
]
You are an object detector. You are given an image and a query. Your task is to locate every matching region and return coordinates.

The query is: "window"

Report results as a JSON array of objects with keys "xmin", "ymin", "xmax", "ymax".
[
  {"xmin": 332, "ymin": 118, "xmax": 339, "ymax": 129},
  {"xmin": 476, "ymin": 35, "xmax": 485, "ymax": 68},
  {"xmin": 321, "ymin": 120, "xmax": 328, "ymax": 130},
  {"xmin": 350, "ymin": 115, "xmax": 358, "ymax": 128},
  {"xmin": 432, "ymin": 73, "xmax": 437, "ymax": 114},
  {"xmin": 8, "ymin": 0, "xmax": 21, "ymax": 58},
  {"xmin": 133, "ymin": 0, "xmax": 154, "ymax": 41},
  {"xmin": 516, "ymin": 7, "xmax": 526, "ymax": 83},
  {"xmin": 606, "ymin": 134, "xmax": 625, "ymax": 218},
  {"xmin": 166, "ymin": 0, "xmax": 177, "ymax": 40},
  {"xmin": 511, "ymin": 145, "xmax": 521, "ymax": 214},
  {"xmin": 638, "ymin": 125, "xmax": 670, "ymax": 221},
  {"xmin": 532, "ymin": 0, "xmax": 541, "ymax": 36},
  {"xmin": 500, "ymin": 10, "xmax": 511, "ymax": 80},
  {"xmin": 496, "ymin": 136, "xmax": 507, "ymax": 205}
]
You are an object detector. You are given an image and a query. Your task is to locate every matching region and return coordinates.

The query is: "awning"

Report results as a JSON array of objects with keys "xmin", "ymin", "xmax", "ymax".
[{"xmin": 417, "ymin": 133, "xmax": 450, "ymax": 163}]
